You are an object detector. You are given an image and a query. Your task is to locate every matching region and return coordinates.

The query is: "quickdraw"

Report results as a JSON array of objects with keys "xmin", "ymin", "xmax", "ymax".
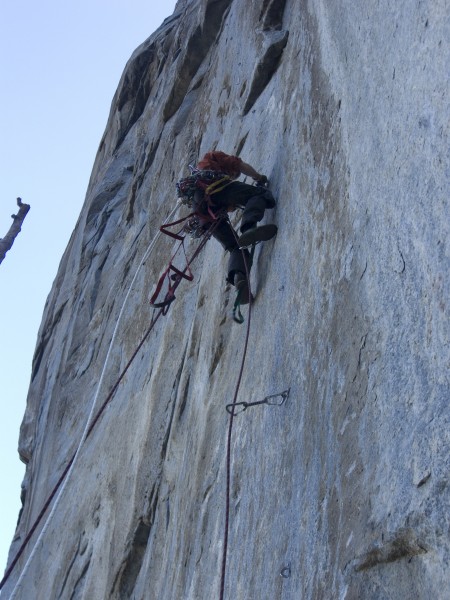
[{"xmin": 225, "ymin": 389, "xmax": 290, "ymax": 416}]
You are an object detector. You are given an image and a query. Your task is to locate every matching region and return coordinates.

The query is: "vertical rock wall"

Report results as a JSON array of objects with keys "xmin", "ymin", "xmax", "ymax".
[{"xmin": 4, "ymin": 0, "xmax": 449, "ymax": 598}]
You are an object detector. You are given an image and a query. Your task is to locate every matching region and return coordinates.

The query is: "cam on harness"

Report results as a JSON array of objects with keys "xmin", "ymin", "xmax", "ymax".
[{"xmin": 176, "ymin": 167, "xmax": 233, "ymax": 206}]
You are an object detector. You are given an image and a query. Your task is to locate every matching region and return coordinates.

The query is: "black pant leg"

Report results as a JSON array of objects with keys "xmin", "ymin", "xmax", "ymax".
[
  {"xmin": 227, "ymin": 247, "xmax": 252, "ymax": 284},
  {"xmin": 207, "ymin": 182, "xmax": 276, "ymax": 284},
  {"xmin": 213, "ymin": 183, "xmax": 276, "ymax": 231},
  {"xmin": 211, "ymin": 219, "xmax": 238, "ymax": 252}
]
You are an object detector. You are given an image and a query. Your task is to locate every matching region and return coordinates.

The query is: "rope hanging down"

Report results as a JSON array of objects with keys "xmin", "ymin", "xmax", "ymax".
[
  {"xmin": 219, "ymin": 227, "xmax": 254, "ymax": 600},
  {"xmin": 219, "ymin": 235, "xmax": 288, "ymax": 599},
  {"xmin": 1, "ymin": 205, "xmax": 221, "ymax": 596}
]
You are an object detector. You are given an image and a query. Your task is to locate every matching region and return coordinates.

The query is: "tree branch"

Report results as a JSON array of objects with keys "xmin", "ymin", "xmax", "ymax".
[{"xmin": 0, "ymin": 198, "xmax": 31, "ymax": 265}]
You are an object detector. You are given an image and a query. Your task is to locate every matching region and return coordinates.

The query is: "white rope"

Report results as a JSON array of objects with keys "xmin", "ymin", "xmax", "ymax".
[{"xmin": 8, "ymin": 203, "xmax": 181, "ymax": 599}]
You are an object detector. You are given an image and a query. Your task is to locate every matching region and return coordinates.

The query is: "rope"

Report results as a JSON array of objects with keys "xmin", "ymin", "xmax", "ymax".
[
  {"xmin": 2, "ymin": 203, "xmax": 182, "ymax": 597},
  {"xmin": 219, "ymin": 223, "xmax": 253, "ymax": 600},
  {"xmin": 2, "ymin": 202, "xmax": 241, "ymax": 599}
]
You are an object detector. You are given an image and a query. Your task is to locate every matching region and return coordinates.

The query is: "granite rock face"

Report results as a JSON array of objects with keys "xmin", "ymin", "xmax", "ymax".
[{"xmin": 4, "ymin": 0, "xmax": 449, "ymax": 598}]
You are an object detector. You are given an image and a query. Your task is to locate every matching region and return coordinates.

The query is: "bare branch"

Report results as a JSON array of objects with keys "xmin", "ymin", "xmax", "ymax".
[{"xmin": 0, "ymin": 198, "xmax": 31, "ymax": 265}]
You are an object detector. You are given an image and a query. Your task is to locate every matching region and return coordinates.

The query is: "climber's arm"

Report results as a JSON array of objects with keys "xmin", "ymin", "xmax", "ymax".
[{"xmin": 240, "ymin": 161, "xmax": 268, "ymax": 183}]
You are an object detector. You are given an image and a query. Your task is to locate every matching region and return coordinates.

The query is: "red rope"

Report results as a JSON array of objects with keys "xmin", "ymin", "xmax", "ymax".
[
  {"xmin": 0, "ymin": 216, "xmax": 222, "ymax": 592},
  {"xmin": 219, "ymin": 225, "xmax": 253, "ymax": 600},
  {"xmin": 0, "ymin": 308, "xmax": 164, "ymax": 590}
]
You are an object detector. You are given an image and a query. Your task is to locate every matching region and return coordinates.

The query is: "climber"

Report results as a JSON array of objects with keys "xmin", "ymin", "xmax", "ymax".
[{"xmin": 184, "ymin": 150, "xmax": 277, "ymax": 303}]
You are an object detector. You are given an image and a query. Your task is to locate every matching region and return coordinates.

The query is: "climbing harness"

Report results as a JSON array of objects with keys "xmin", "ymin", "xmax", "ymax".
[
  {"xmin": 225, "ymin": 388, "xmax": 290, "ymax": 416},
  {"xmin": 177, "ymin": 168, "xmax": 232, "ymax": 207}
]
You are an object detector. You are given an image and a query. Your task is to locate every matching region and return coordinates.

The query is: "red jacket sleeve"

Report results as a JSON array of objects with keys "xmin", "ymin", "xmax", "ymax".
[{"xmin": 197, "ymin": 151, "xmax": 243, "ymax": 177}]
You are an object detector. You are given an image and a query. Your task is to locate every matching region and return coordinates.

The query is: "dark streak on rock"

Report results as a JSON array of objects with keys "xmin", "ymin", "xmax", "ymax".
[
  {"xmin": 354, "ymin": 529, "xmax": 428, "ymax": 571},
  {"xmin": 67, "ymin": 551, "xmax": 92, "ymax": 600},
  {"xmin": 259, "ymin": 0, "xmax": 288, "ymax": 31},
  {"xmin": 127, "ymin": 133, "xmax": 162, "ymax": 222},
  {"xmin": 32, "ymin": 302, "xmax": 68, "ymax": 382},
  {"xmin": 115, "ymin": 46, "xmax": 157, "ymax": 149},
  {"xmin": 236, "ymin": 132, "xmax": 249, "ymax": 156},
  {"xmin": 90, "ymin": 251, "xmax": 110, "ymax": 317},
  {"xmin": 243, "ymin": 30, "xmax": 289, "ymax": 116},
  {"xmin": 210, "ymin": 336, "xmax": 224, "ymax": 375},
  {"xmin": 163, "ymin": 0, "xmax": 233, "ymax": 122},
  {"xmin": 112, "ymin": 517, "xmax": 152, "ymax": 599},
  {"xmin": 178, "ymin": 375, "xmax": 191, "ymax": 422}
]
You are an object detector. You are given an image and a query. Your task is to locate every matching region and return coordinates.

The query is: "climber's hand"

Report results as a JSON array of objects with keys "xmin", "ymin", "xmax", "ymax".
[{"xmin": 255, "ymin": 174, "xmax": 268, "ymax": 186}]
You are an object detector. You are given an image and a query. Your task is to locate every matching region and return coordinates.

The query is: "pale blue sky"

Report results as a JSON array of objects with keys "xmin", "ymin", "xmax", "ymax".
[{"xmin": 0, "ymin": 0, "xmax": 177, "ymax": 575}]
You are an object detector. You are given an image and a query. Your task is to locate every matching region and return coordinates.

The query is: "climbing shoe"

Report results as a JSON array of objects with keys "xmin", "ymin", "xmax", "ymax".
[
  {"xmin": 234, "ymin": 271, "xmax": 252, "ymax": 305},
  {"xmin": 238, "ymin": 223, "xmax": 278, "ymax": 248}
]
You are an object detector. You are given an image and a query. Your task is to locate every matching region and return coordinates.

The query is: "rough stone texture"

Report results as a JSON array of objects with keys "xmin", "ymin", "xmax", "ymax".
[{"xmin": 3, "ymin": 0, "xmax": 449, "ymax": 598}]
